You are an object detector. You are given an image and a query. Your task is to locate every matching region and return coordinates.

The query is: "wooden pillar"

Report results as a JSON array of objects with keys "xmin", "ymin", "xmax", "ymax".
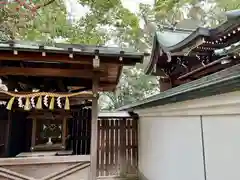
[{"xmin": 89, "ymin": 75, "xmax": 99, "ymax": 180}]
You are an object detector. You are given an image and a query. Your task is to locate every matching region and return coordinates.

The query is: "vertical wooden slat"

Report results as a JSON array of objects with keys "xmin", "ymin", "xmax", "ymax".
[
  {"xmin": 105, "ymin": 119, "xmax": 110, "ymax": 176},
  {"xmin": 102, "ymin": 119, "xmax": 105, "ymax": 176},
  {"xmin": 126, "ymin": 119, "xmax": 132, "ymax": 174},
  {"xmin": 84, "ymin": 109, "xmax": 88, "ymax": 155},
  {"xmin": 109, "ymin": 119, "xmax": 115, "ymax": 175},
  {"xmin": 62, "ymin": 117, "xmax": 67, "ymax": 149},
  {"xmin": 31, "ymin": 118, "xmax": 36, "ymax": 151},
  {"xmin": 81, "ymin": 108, "xmax": 84, "ymax": 154},
  {"xmin": 82, "ymin": 109, "xmax": 85, "ymax": 154},
  {"xmin": 100, "ymin": 119, "xmax": 105, "ymax": 176},
  {"xmin": 4, "ymin": 111, "xmax": 11, "ymax": 157},
  {"xmin": 76, "ymin": 111, "xmax": 80, "ymax": 155},
  {"xmin": 97, "ymin": 118, "xmax": 100, "ymax": 177},
  {"xmin": 117, "ymin": 119, "xmax": 121, "ymax": 176},
  {"xmin": 132, "ymin": 119, "xmax": 138, "ymax": 173},
  {"xmin": 87, "ymin": 108, "xmax": 91, "ymax": 154},
  {"xmin": 74, "ymin": 111, "xmax": 78, "ymax": 154},
  {"xmin": 114, "ymin": 119, "xmax": 119, "ymax": 176},
  {"xmin": 79, "ymin": 108, "xmax": 83, "ymax": 155},
  {"xmin": 120, "ymin": 118, "xmax": 127, "ymax": 176},
  {"xmin": 72, "ymin": 113, "xmax": 77, "ymax": 155},
  {"xmin": 66, "ymin": 116, "xmax": 72, "ymax": 151}
]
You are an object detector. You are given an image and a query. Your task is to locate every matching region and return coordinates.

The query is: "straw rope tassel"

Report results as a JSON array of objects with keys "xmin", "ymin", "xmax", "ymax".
[
  {"xmin": 64, "ymin": 97, "xmax": 70, "ymax": 110},
  {"xmin": 49, "ymin": 97, "xmax": 55, "ymax": 110},
  {"xmin": 36, "ymin": 96, "xmax": 42, "ymax": 109},
  {"xmin": 0, "ymin": 90, "xmax": 92, "ymax": 111},
  {"xmin": 24, "ymin": 97, "xmax": 31, "ymax": 111},
  {"xmin": 0, "ymin": 90, "xmax": 91, "ymax": 98},
  {"xmin": 6, "ymin": 97, "xmax": 15, "ymax": 110}
]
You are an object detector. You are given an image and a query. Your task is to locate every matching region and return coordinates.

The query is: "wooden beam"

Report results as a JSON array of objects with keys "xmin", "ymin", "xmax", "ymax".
[
  {"xmin": 0, "ymin": 67, "xmax": 105, "ymax": 79},
  {"xmin": 89, "ymin": 74, "xmax": 99, "ymax": 180},
  {"xmin": 27, "ymin": 114, "xmax": 72, "ymax": 119},
  {"xmin": 0, "ymin": 51, "xmax": 93, "ymax": 65},
  {"xmin": 191, "ymin": 64, "xmax": 229, "ymax": 79},
  {"xmin": 4, "ymin": 77, "xmax": 116, "ymax": 92},
  {"xmin": 172, "ymin": 63, "xmax": 235, "ymax": 86},
  {"xmin": 0, "ymin": 51, "xmax": 137, "ymax": 65},
  {"xmin": 178, "ymin": 56, "xmax": 231, "ymax": 80}
]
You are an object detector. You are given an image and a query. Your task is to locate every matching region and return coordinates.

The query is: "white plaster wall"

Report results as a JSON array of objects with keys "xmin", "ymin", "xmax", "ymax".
[
  {"xmin": 137, "ymin": 91, "xmax": 240, "ymax": 180},
  {"xmin": 203, "ymin": 115, "xmax": 240, "ymax": 180},
  {"xmin": 138, "ymin": 116, "xmax": 205, "ymax": 180}
]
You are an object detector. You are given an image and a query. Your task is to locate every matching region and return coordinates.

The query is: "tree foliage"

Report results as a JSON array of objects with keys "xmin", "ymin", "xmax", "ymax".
[
  {"xmin": 0, "ymin": 0, "xmax": 239, "ymax": 110},
  {"xmin": 0, "ymin": 0, "xmax": 142, "ymax": 45},
  {"xmin": 0, "ymin": 0, "xmax": 159, "ymax": 110},
  {"xmin": 99, "ymin": 67, "xmax": 159, "ymax": 110},
  {"xmin": 141, "ymin": 0, "xmax": 240, "ymax": 29}
]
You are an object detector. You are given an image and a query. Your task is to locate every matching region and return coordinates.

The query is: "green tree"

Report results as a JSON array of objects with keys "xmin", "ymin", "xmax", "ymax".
[
  {"xmin": 99, "ymin": 67, "xmax": 159, "ymax": 110},
  {"xmin": 0, "ymin": 0, "xmax": 142, "ymax": 45},
  {"xmin": 0, "ymin": 0, "xmax": 160, "ymax": 110},
  {"xmin": 1, "ymin": 0, "xmax": 238, "ymax": 110}
]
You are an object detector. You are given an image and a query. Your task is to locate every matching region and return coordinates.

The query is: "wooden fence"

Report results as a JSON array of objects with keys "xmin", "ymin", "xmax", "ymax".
[
  {"xmin": 71, "ymin": 108, "xmax": 139, "ymax": 177},
  {"xmin": 97, "ymin": 118, "xmax": 138, "ymax": 177}
]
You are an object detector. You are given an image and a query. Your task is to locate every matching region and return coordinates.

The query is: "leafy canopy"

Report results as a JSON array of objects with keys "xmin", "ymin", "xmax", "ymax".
[{"xmin": 0, "ymin": 0, "xmax": 239, "ymax": 110}]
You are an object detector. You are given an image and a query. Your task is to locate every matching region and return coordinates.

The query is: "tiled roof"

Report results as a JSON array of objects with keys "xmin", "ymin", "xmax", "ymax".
[{"xmin": 0, "ymin": 40, "xmax": 146, "ymax": 57}]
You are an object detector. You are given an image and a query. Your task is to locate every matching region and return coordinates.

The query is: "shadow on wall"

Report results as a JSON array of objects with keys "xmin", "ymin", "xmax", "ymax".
[{"xmin": 138, "ymin": 171, "xmax": 149, "ymax": 180}]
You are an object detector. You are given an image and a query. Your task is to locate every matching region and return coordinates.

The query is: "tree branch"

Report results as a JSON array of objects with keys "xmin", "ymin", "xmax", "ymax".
[
  {"xmin": 35, "ymin": 0, "xmax": 56, "ymax": 9},
  {"xmin": 14, "ymin": 0, "xmax": 56, "ymax": 11}
]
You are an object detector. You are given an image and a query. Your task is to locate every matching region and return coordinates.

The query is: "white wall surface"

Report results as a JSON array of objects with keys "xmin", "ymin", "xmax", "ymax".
[
  {"xmin": 137, "ymin": 91, "xmax": 240, "ymax": 180},
  {"xmin": 139, "ymin": 116, "xmax": 205, "ymax": 180},
  {"xmin": 203, "ymin": 115, "xmax": 240, "ymax": 180}
]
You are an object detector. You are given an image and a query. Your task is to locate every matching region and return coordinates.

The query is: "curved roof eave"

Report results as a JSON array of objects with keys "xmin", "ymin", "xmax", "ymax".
[
  {"xmin": 156, "ymin": 27, "xmax": 210, "ymax": 53},
  {"xmin": 210, "ymin": 9, "xmax": 240, "ymax": 36},
  {"xmin": 167, "ymin": 27, "xmax": 210, "ymax": 52},
  {"xmin": 226, "ymin": 9, "xmax": 240, "ymax": 20},
  {"xmin": 144, "ymin": 28, "xmax": 210, "ymax": 75},
  {"xmin": 143, "ymin": 9, "xmax": 240, "ymax": 75},
  {"xmin": 144, "ymin": 34, "xmax": 158, "ymax": 75}
]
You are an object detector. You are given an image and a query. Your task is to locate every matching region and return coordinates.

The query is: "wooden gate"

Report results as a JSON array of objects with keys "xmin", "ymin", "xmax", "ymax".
[
  {"xmin": 97, "ymin": 117, "xmax": 138, "ymax": 177},
  {"xmin": 70, "ymin": 107, "xmax": 91, "ymax": 155},
  {"xmin": 71, "ymin": 108, "xmax": 139, "ymax": 177}
]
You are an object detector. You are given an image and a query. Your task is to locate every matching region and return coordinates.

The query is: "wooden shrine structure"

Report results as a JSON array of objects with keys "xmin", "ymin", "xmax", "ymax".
[
  {"xmin": 0, "ymin": 41, "xmax": 144, "ymax": 180},
  {"xmin": 145, "ymin": 9, "xmax": 240, "ymax": 91}
]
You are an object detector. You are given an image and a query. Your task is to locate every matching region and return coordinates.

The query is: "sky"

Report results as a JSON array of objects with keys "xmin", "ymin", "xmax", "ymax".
[
  {"xmin": 64, "ymin": 0, "xmax": 154, "ymax": 20},
  {"xmin": 121, "ymin": 0, "xmax": 154, "ymax": 13}
]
